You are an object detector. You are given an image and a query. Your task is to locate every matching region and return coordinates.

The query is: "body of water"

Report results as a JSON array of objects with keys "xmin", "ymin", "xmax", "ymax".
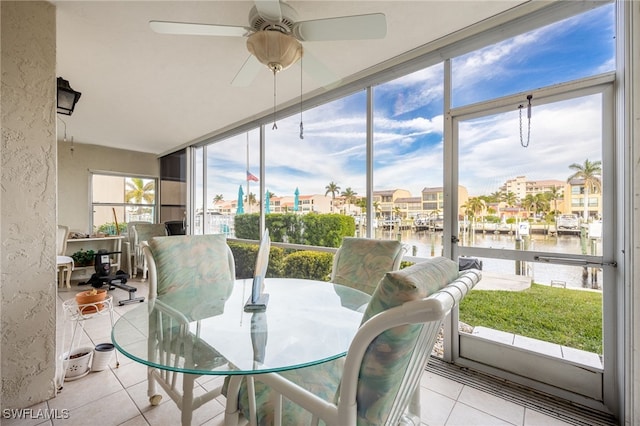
[{"xmin": 373, "ymin": 227, "xmax": 603, "ymax": 290}]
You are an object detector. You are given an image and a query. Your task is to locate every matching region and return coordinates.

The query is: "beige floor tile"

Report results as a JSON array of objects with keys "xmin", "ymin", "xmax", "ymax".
[
  {"xmin": 118, "ymin": 414, "xmax": 151, "ymax": 426},
  {"xmin": 125, "ymin": 380, "xmax": 171, "ymax": 414},
  {"xmin": 523, "ymin": 408, "xmax": 576, "ymax": 426},
  {"xmin": 446, "ymin": 402, "xmax": 516, "ymax": 426},
  {"xmin": 112, "ymin": 359, "xmax": 149, "ymax": 389},
  {"xmin": 419, "ymin": 387, "xmax": 456, "ymax": 426},
  {"xmin": 199, "ymin": 411, "xmax": 229, "ymax": 426},
  {"xmin": 141, "ymin": 394, "xmax": 225, "ymax": 426},
  {"xmin": 421, "ymin": 370, "xmax": 464, "ymax": 400},
  {"xmin": 457, "ymin": 386, "xmax": 525, "ymax": 425},
  {"xmin": 49, "ymin": 369, "xmax": 123, "ymax": 412},
  {"xmin": 52, "ymin": 389, "xmax": 139, "ymax": 426}
]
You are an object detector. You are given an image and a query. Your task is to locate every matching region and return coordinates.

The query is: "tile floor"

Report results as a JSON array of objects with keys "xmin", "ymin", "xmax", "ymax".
[{"xmin": 6, "ymin": 278, "xmax": 609, "ymax": 426}]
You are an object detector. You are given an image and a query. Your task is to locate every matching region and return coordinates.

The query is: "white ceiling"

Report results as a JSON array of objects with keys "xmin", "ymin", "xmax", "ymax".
[{"xmin": 55, "ymin": 1, "xmax": 525, "ymax": 155}]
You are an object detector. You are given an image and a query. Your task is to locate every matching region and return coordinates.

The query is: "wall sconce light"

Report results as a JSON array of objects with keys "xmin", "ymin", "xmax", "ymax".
[{"xmin": 57, "ymin": 77, "xmax": 82, "ymax": 115}]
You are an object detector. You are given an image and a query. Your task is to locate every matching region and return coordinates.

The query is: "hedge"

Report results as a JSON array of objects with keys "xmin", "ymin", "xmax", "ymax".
[
  {"xmin": 234, "ymin": 213, "xmax": 355, "ymax": 248},
  {"xmin": 228, "ymin": 241, "xmax": 334, "ymax": 281}
]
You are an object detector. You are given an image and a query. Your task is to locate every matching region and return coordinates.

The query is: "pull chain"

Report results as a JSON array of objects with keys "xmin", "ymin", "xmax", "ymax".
[
  {"xmin": 272, "ymin": 68, "xmax": 278, "ymax": 130},
  {"xmin": 299, "ymin": 56, "xmax": 304, "ymax": 140},
  {"xmin": 518, "ymin": 94, "xmax": 532, "ymax": 148}
]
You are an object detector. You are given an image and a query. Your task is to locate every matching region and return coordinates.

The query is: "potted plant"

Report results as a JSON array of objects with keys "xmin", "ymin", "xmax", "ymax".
[{"xmin": 71, "ymin": 249, "xmax": 96, "ymax": 267}]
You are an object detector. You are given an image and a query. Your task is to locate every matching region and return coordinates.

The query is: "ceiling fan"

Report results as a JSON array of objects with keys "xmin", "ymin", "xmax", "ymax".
[{"xmin": 149, "ymin": 0, "xmax": 387, "ymax": 87}]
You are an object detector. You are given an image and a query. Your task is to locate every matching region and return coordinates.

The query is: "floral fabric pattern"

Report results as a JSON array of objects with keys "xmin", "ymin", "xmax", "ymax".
[
  {"xmin": 134, "ymin": 223, "xmax": 167, "ymax": 245},
  {"xmin": 354, "ymin": 257, "xmax": 459, "ymax": 425},
  {"xmin": 149, "ymin": 234, "xmax": 235, "ymax": 297},
  {"xmin": 331, "ymin": 237, "xmax": 404, "ymax": 295}
]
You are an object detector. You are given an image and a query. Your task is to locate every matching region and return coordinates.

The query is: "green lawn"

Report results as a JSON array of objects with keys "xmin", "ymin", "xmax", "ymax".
[{"xmin": 459, "ymin": 284, "xmax": 602, "ymax": 354}]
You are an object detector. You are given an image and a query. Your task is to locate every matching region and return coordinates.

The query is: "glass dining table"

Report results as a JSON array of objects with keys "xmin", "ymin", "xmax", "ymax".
[{"xmin": 111, "ymin": 277, "xmax": 370, "ymax": 426}]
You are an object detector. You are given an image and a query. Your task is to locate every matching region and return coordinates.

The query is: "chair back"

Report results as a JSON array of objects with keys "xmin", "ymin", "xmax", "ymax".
[
  {"xmin": 330, "ymin": 237, "xmax": 404, "ymax": 295},
  {"xmin": 250, "ymin": 258, "xmax": 481, "ymax": 426},
  {"xmin": 144, "ymin": 234, "xmax": 236, "ymax": 299},
  {"xmin": 133, "ymin": 223, "xmax": 168, "ymax": 246},
  {"xmin": 125, "ymin": 221, "xmax": 151, "ymax": 247},
  {"xmin": 57, "ymin": 225, "xmax": 69, "ymax": 256},
  {"xmin": 339, "ymin": 257, "xmax": 477, "ymax": 425}
]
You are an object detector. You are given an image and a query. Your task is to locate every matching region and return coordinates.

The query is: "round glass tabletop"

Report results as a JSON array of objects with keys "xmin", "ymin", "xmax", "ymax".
[{"xmin": 112, "ymin": 278, "xmax": 370, "ymax": 376}]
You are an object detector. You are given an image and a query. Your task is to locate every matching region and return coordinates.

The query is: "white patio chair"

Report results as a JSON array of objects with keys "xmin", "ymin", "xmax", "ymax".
[
  {"xmin": 56, "ymin": 225, "xmax": 74, "ymax": 288},
  {"xmin": 134, "ymin": 223, "xmax": 168, "ymax": 280},
  {"xmin": 122, "ymin": 221, "xmax": 150, "ymax": 278},
  {"xmin": 226, "ymin": 257, "xmax": 481, "ymax": 426},
  {"xmin": 143, "ymin": 234, "xmax": 236, "ymax": 426}
]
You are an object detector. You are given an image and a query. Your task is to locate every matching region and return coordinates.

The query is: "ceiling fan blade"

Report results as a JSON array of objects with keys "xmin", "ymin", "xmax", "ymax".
[
  {"xmin": 231, "ymin": 55, "xmax": 263, "ymax": 87},
  {"xmin": 301, "ymin": 50, "xmax": 341, "ymax": 89},
  {"xmin": 254, "ymin": 0, "xmax": 282, "ymax": 22},
  {"xmin": 293, "ymin": 13, "xmax": 386, "ymax": 42},
  {"xmin": 149, "ymin": 20, "xmax": 250, "ymax": 37}
]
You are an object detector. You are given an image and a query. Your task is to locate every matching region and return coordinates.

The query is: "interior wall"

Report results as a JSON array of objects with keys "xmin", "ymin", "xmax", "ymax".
[
  {"xmin": 57, "ymin": 141, "xmax": 159, "ymax": 234},
  {"xmin": 1, "ymin": 1, "xmax": 57, "ymax": 409}
]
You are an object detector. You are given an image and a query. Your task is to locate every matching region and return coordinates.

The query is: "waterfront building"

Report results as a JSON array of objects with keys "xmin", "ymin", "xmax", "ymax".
[{"xmin": 373, "ymin": 189, "xmax": 412, "ymax": 219}]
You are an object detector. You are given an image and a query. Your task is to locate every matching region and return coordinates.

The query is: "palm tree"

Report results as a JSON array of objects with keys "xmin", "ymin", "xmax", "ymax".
[
  {"xmin": 356, "ymin": 197, "xmax": 367, "ymax": 214},
  {"xmin": 245, "ymin": 192, "xmax": 257, "ymax": 212},
  {"xmin": 125, "ymin": 178, "xmax": 155, "ymax": 218},
  {"xmin": 501, "ymin": 191, "xmax": 518, "ymax": 207},
  {"xmin": 125, "ymin": 178, "xmax": 155, "ymax": 204},
  {"xmin": 522, "ymin": 193, "xmax": 549, "ymax": 219},
  {"xmin": 341, "ymin": 187, "xmax": 357, "ymax": 213},
  {"xmin": 488, "ymin": 191, "xmax": 503, "ymax": 203},
  {"xmin": 325, "ymin": 181, "xmax": 341, "ymax": 213},
  {"xmin": 373, "ymin": 201, "xmax": 381, "ymax": 218},
  {"xmin": 462, "ymin": 197, "xmax": 486, "ymax": 221},
  {"xmin": 568, "ymin": 159, "xmax": 602, "ymax": 220},
  {"xmin": 545, "ymin": 186, "xmax": 563, "ymax": 217},
  {"xmin": 213, "ymin": 194, "xmax": 224, "ymax": 204}
]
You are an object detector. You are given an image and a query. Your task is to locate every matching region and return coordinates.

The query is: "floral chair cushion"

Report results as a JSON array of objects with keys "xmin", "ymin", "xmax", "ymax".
[
  {"xmin": 134, "ymin": 223, "xmax": 168, "ymax": 245},
  {"xmin": 353, "ymin": 256, "xmax": 459, "ymax": 424},
  {"xmin": 331, "ymin": 237, "xmax": 404, "ymax": 295},
  {"xmin": 149, "ymin": 234, "xmax": 234, "ymax": 297}
]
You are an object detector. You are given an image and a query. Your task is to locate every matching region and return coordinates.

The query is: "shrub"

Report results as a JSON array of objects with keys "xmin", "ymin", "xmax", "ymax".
[
  {"xmin": 234, "ymin": 214, "xmax": 260, "ymax": 239},
  {"xmin": 282, "ymin": 251, "xmax": 334, "ymax": 281},
  {"xmin": 301, "ymin": 214, "xmax": 355, "ymax": 248},
  {"xmin": 228, "ymin": 241, "xmax": 286, "ymax": 279},
  {"xmin": 234, "ymin": 213, "xmax": 354, "ymax": 247}
]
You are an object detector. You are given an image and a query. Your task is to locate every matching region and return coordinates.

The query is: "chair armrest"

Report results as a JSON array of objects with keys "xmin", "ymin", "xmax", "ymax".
[{"xmin": 256, "ymin": 372, "xmax": 341, "ymax": 425}]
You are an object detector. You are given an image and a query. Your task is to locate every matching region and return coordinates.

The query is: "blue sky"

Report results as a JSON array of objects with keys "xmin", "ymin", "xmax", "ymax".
[{"xmin": 201, "ymin": 3, "xmax": 614, "ymax": 205}]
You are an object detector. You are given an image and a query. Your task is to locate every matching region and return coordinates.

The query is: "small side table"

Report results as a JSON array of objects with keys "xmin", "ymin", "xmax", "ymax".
[{"xmin": 59, "ymin": 296, "xmax": 119, "ymax": 387}]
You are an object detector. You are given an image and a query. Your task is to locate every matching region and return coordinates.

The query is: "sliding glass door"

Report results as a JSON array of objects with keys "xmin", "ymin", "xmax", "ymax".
[{"xmin": 449, "ymin": 76, "xmax": 617, "ymax": 407}]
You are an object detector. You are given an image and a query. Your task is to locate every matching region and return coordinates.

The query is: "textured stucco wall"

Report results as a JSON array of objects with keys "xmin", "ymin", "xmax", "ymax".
[
  {"xmin": 1, "ymin": 1, "xmax": 58, "ymax": 408},
  {"xmin": 57, "ymin": 141, "xmax": 159, "ymax": 234}
]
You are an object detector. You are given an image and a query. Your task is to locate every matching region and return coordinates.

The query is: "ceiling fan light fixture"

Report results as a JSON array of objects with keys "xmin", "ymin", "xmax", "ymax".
[{"xmin": 246, "ymin": 31, "xmax": 302, "ymax": 72}]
